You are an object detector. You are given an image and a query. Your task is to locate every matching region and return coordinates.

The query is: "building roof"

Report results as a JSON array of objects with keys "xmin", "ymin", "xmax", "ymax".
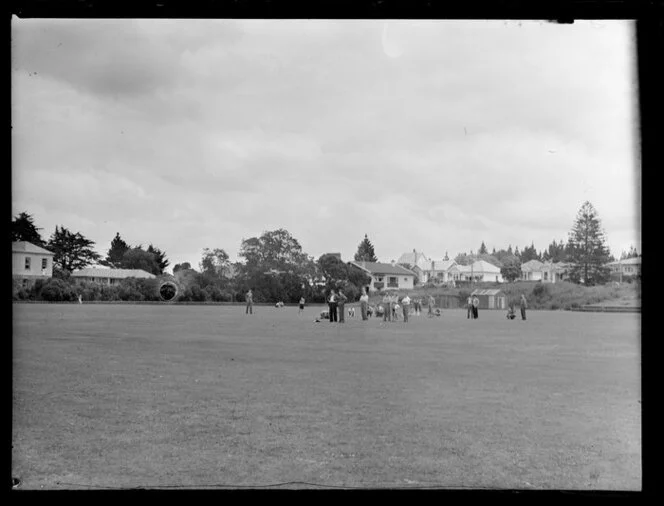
[
  {"xmin": 71, "ymin": 268, "xmax": 156, "ymax": 279},
  {"xmin": 397, "ymin": 250, "xmax": 431, "ymax": 269},
  {"xmin": 12, "ymin": 241, "xmax": 54, "ymax": 256},
  {"xmin": 521, "ymin": 259, "xmax": 545, "ymax": 271},
  {"xmin": 471, "ymin": 289, "xmax": 505, "ymax": 296},
  {"xmin": 541, "ymin": 261, "xmax": 571, "ymax": 271},
  {"xmin": 470, "ymin": 260, "xmax": 501, "ymax": 273},
  {"xmin": 606, "ymin": 257, "xmax": 642, "ymax": 266},
  {"xmin": 349, "ymin": 261, "xmax": 416, "ymax": 276},
  {"xmin": 431, "ymin": 260, "xmax": 456, "ymax": 272}
]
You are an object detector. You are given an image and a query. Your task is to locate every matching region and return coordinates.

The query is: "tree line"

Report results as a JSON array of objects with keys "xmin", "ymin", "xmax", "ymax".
[
  {"xmin": 11, "ymin": 213, "xmax": 376, "ymax": 303},
  {"xmin": 12, "ymin": 201, "xmax": 635, "ymax": 303}
]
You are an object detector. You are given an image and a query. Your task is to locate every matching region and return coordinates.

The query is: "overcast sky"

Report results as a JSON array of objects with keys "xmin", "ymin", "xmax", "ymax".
[{"xmin": 11, "ymin": 18, "xmax": 640, "ymax": 271}]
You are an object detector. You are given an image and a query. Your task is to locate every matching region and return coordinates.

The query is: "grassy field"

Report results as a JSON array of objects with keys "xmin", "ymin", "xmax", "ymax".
[{"xmin": 12, "ymin": 303, "xmax": 641, "ymax": 490}]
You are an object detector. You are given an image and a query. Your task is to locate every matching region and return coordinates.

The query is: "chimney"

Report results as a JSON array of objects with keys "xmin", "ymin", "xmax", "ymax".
[{"xmin": 391, "ymin": 259, "xmax": 395, "ymax": 266}]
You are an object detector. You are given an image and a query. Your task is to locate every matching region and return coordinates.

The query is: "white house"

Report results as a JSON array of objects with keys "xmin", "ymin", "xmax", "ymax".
[
  {"xmin": 429, "ymin": 260, "xmax": 457, "ymax": 284},
  {"xmin": 521, "ymin": 260, "xmax": 545, "ymax": 281},
  {"xmin": 12, "ymin": 241, "xmax": 55, "ymax": 287},
  {"xmin": 71, "ymin": 267, "xmax": 156, "ymax": 285},
  {"xmin": 449, "ymin": 260, "xmax": 503, "ymax": 283},
  {"xmin": 540, "ymin": 261, "xmax": 571, "ymax": 283},
  {"xmin": 397, "ymin": 249, "xmax": 432, "ymax": 284},
  {"xmin": 605, "ymin": 257, "xmax": 641, "ymax": 278},
  {"xmin": 348, "ymin": 261, "xmax": 417, "ymax": 293}
]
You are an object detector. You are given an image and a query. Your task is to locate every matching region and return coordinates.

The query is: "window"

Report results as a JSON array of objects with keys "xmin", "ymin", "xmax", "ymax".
[
  {"xmin": 24, "ymin": 257, "xmax": 31, "ymax": 270},
  {"xmin": 42, "ymin": 258, "xmax": 48, "ymax": 269},
  {"xmin": 404, "ymin": 278, "xmax": 408, "ymax": 281},
  {"xmin": 22, "ymin": 279, "xmax": 28, "ymax": 288}
]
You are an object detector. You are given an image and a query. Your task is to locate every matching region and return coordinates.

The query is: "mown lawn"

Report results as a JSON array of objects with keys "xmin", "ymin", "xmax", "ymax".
[{"xmin": 12, "ymin": 303, "xmax": 641, "ymax": 490}]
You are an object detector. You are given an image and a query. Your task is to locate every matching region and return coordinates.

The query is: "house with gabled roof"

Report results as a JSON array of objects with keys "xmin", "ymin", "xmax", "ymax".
[
  {"xmin": 348, "ymin": 260, "xmax": 417, "ymax": 293},
  {"xmin": 540, "ymin": 261, "xmax": 571, "ymax": 283},
  {"xmin": 429, "ymin": 259, "xmax": 457, "ymax": 284},
  {"xmin": 397, "ymin": 249, "xmax": 432, "ymax": 284},
  {"xmin": 521, "ymin": 260, "xmax": 545, "ymax": 281},
  {"xmin": 12, "ymin": 241, "xmax": 55, "ymax": 287},
  {"xmin": 449, "ymin": 260, "xmax": 503, "ymax": 283}
]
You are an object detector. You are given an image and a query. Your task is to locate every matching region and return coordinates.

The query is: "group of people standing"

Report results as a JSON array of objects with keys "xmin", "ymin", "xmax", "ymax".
[
  {"xmin": 248, "ymin": 287, "xmax": 529, "ymax": 323},
  {"xmin": 326, "ymin": 288, "xmax": 349, "ymax": 323},
  {"xmin": 467, "ymin": 295, "xmax": 480, "ymax": 319}
]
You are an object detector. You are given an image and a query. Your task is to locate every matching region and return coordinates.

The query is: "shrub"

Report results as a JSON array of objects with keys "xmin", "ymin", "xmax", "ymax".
[
  {"xmin": 40, "ymin": 278, "xmax": 77, "ymax": 302},
  {"xmin": 532, "ymin": 283, "xmax": 549, "ymax": 298}
]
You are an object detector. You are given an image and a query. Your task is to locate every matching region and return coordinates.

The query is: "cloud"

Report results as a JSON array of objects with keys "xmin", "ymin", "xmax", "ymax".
[{"xmin": 11, "ymin": 19, "xmax": 639, "ymax": 268}]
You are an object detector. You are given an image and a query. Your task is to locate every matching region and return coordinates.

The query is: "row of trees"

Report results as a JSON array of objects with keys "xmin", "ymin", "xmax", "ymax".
[
  {"xmin": 171, "ymin": 231, "xmax": 374, "ymax": 303},
  {"xmin": 453, "ymin": 202, "xmax": 636, "ymax": 286}
]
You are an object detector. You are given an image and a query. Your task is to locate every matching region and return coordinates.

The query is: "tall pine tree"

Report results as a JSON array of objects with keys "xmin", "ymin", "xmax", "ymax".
[
  {"xmin": 354, "ymin": 234, "xmax": 378, "ymax": 262},
  {"xmin": 12, "ymin": 212, "xmax": 47, "ymax": 247},
  {"xmin": 102, "ymin": 232, "xmax": 131, "ymax": 268},
  {"xmin": 567, "ymin": 201, "xmax": 611, "ymax": 285}
]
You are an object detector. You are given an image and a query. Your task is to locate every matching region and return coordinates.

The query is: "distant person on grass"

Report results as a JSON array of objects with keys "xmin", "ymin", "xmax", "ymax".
[
  {"xmin": 472, "ymin": 295, "xmax": 480, "ymax": 319},
  {"xmin": 401, "ymin": 293, "xmax": 411, "ymax": 323},
  {"xmin": 520, "ymin": 294, "xmax": 528, "ymax": 320},
  {"xmin": 428, "ymin": 295, "xmax": 435, "ymax": 318},
  {"xmin": 245, "ymin": 289, "xmax": 254, "ymax": 314},
  {"xmin": 337, "ymin": 289, "xmax": 347, "ymax": 323},
  {"xmin": 382, "ymin": 292, "xmax": 391, "ymax": 322},
  {"xmin": 360, "ymin": 288, "xmax": 369, "ymax": 320},
  {"xmin": 299, "ymin": 296, "xmax": 305, "ymax": 314},
  {"xmin": 391, "ymin": 292, "xmax": 399, "ymax": 321},
  {"xmin": 467, "ymin": 295, "xmax": 473, "ymax": 319},
  {"xmin": 328, "ymin": 289, "xmax": 338, "ymax": 323}
]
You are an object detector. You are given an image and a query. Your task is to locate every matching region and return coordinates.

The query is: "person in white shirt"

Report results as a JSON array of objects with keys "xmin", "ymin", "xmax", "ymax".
[
  {"xmin": 401, "ymin": 294, "xmax": 411, "ymax": 322},
  {"xmin": 359, "ymin": 288, "xmax": 370, "ymax": 320},
  {"xmin": 328, "ymin": 289, "xmax": 338, "ymax": 322}
]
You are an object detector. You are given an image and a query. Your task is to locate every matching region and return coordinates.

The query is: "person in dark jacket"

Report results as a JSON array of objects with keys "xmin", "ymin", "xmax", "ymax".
[
  {"xmin": 520, "ymin": 294, "xmax": 528, "ymax": 320},
  {"xmin": 472, "ymin": 295, "xmax": 480, "ymax": 319}
]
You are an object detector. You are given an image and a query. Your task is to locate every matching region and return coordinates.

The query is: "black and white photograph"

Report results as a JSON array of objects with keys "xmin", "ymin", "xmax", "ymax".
[{"xmin": 11, "ymin": 15, "xmax": 641, "ymax": 491}]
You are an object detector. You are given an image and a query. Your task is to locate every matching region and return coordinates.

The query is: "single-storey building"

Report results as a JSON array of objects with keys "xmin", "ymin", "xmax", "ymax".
[
  {"xmin": 521, "ymin": 260, "xmax": 545, "ymax": 281},
  {"xmin": 71, "ymin": 268, "xmax": 156, "ymax": 285},
  {"xmin": 348, "ymin": 261, "xmax": 417, "ymax": 293},
  {"xmin": 449, "ymin": 260, "xmax": 503, "ymax": 283},
  {"xmin": 429, "ymin": 260, "xmax": 457, "ymax": 284},
  {"xmin": 540, "ymin": 261, "xmax": 571, "ymax": 283},
  {"xmin": 12, "ymin": 241, "xmax": 55, "ymax": 287},
  {"xmin": 605, "ymin": 257, "xmax": 641, "ymax": 278},
  {"xmin": 470, "ymin": 289, "xmax": 507, "ymax": 310}
]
